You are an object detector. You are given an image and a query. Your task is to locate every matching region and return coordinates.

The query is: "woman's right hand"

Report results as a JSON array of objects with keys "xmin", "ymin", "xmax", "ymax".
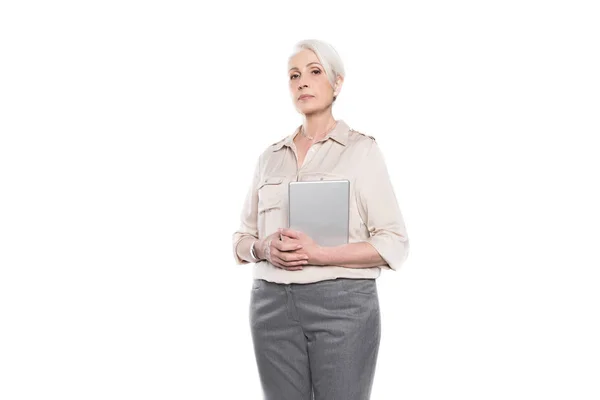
[{"xmin": 255, "ymin": 232, "xmax": 309, "ymax": 271}]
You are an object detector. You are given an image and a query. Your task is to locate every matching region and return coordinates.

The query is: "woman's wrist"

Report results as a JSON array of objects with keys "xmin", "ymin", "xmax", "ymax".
[
  {"xmin": 314, "ymin": 245, "xmax": 329, "ymax": 265},
  {"xmin": 253, "ymin": 239, "xmax": 265, "ymax": 261},
  {"xmin": 249, "ymin": 240, "xmax": 259, "ymax": 261}
]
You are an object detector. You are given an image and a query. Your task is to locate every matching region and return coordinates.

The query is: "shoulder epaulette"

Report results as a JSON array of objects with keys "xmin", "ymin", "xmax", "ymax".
[
  {"xmin": 350, "ymin": 129, "xmax": 376, "ymax": 142},
  {"xmin": 270, "ymin": 137, "xmax": 285, "ymax": 147}
]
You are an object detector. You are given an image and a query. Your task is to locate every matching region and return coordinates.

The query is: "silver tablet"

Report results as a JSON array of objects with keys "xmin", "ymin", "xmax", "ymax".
[{"xmin": 288, "ymin": 179, "xmax": 349, "ymax": 247}]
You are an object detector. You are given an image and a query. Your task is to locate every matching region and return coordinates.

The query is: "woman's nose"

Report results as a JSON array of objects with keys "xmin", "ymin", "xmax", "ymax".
[{"xmin": 298, "ymin": 83, "xmax": 308, "ymax": 90}]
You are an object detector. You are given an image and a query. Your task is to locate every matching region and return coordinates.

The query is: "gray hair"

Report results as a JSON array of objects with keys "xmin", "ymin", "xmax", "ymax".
[{"xmin": 289, "ymin": 39, "xmax": 345, "ymax": 101}]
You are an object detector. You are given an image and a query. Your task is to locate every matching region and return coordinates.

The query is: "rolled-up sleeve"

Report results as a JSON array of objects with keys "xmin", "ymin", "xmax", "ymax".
[
  {"xmin": 232, "ymin": 157, "xmax": 260, "ymax": 265},
  {"xmin": 356, "ymin": 140, "xmax": 410, "ymax": 271}
]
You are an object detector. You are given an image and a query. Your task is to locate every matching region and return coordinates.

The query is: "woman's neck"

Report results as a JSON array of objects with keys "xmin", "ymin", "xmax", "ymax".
[{"xmin": 301, "ymin": 112, "xmax": 336, "ymax": 141}]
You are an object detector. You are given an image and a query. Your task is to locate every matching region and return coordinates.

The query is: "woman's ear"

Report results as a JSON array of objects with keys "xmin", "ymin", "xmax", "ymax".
[{"xmin": 333, "ymin": 76, "xmax": 344, "ymax": 96}]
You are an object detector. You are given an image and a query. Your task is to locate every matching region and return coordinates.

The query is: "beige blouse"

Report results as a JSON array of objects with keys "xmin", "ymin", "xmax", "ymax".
[{"xmin": 232, "ymin": 119, "xmax": 410, "ymax": 284}]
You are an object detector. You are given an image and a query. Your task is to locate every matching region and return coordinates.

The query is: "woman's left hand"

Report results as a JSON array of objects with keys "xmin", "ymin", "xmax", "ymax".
[{"xmin": 278, "ymin": 228, "xmax": 326, "ymax": 266}]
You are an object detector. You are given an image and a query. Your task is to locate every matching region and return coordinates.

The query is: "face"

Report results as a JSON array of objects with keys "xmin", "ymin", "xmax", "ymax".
[{"xmin": 288, "ymin": 49, "xmax": 341, "ymax": 115}]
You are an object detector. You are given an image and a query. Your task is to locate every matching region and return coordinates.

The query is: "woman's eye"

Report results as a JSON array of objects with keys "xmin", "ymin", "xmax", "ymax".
[{"xmin": 290, "ymin": 70, "xmax": 319, "ymax": 80}]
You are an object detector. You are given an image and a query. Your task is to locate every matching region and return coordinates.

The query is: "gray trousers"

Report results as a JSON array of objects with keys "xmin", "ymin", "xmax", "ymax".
[{"xmin": 249, "ymin": 277, "xmax": 381, "ymax": 400}]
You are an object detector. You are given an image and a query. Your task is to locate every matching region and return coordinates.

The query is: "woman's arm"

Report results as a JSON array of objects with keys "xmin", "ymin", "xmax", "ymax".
[
  {"xmin": 354, "ymin": 139, "xmax": 410, "ymax": 271},
  {"xmin": 318, "ymin": 242, "xmax": 386, "ymax": 269},
  {"xmin": 232, "ymin": 158, "xmax": 260, "ymax": 264},
  {"xmin": 279, "ymin": 228, "xmax": 389, "ymax": 269},
  {"xmin": 235, "ymin": 237, "xmax": 260, "ymax": 264}
]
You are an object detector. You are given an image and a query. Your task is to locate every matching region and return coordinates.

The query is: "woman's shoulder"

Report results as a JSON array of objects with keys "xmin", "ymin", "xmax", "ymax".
[
  {"xmin": 347, "ymin": 127, "xmax": 377, "ymax": 147},
  {"xmin": 253, "ymin": 134, "xmax": 292, "ymax": 166},
  {"xmin": 264, "ymin": 125, "xmax": 298, "ymax": 153},
  {"xmin": 267, "ymin": 136, "xmax": 289, "ymax": 150}
]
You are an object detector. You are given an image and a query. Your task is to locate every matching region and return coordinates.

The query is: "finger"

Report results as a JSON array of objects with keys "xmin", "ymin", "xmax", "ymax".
[
  {"xmin": 271, "ymin": 239, "xmax": 284, "ymax": 251},
  {"xmin": 280, "ymin": 253, "xmax": 309, "ymax": 263},
  {"xmin": 273, "ymin": 255, "xmax": 309, "ymax": 267},
  {"xmin": 279, "ymin": 228, "xmax": 301, "ymax": 239},
  {"xmin": 286, "ymin": 259, "xmax": 309, "ymax": 266},
  {"xmin": 272, "ymin": 248, "xmax": 309, "ymax": 262},
  {"xmin": 272, "ymin": 238, "xmax": 302, "ymax": 252},
  {"xmin": 272, "ymin": 260, "xmax": 303, "ymax": 270},
  {"xmin": 279, "ymin": 241, "xmax": 303, "ymax": 252}
]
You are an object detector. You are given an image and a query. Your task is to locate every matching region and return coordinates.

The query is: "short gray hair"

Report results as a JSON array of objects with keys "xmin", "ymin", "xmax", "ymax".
[{"xmin": 289, "ymin": 39, "xmax": 345, "ymax": 101}]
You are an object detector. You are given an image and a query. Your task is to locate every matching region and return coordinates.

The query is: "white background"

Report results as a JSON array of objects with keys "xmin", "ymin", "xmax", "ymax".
[{"xmin": 1, "ymin": 1, "xmax": 599, "ymax": 399}]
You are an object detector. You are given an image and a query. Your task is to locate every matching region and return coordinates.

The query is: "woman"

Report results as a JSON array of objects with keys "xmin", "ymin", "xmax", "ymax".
[{"xmin": 232, "ymin": 39, "xmax": 410, "ymax": 400}]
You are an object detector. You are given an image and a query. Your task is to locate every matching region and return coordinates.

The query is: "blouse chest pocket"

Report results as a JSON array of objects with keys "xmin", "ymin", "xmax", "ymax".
[{"xmin": 257, "ymin": 176, "xmax": 285, "ymax": 238}]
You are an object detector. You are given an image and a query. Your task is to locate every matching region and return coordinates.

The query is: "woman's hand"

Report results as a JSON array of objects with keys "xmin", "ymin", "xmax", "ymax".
[
  {"xmin": 278, "ymin": 228, "xmax": 326, "ymax": 266},
  {"xmin": 255, "ymin": 232, "xmax": 309, "ymax": 271}
]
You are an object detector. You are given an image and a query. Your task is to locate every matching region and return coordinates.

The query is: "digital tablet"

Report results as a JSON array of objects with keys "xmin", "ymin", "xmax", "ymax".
[{"xmin": 288, "ymin": 179, "xmax": 349, "ymax": 247}]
